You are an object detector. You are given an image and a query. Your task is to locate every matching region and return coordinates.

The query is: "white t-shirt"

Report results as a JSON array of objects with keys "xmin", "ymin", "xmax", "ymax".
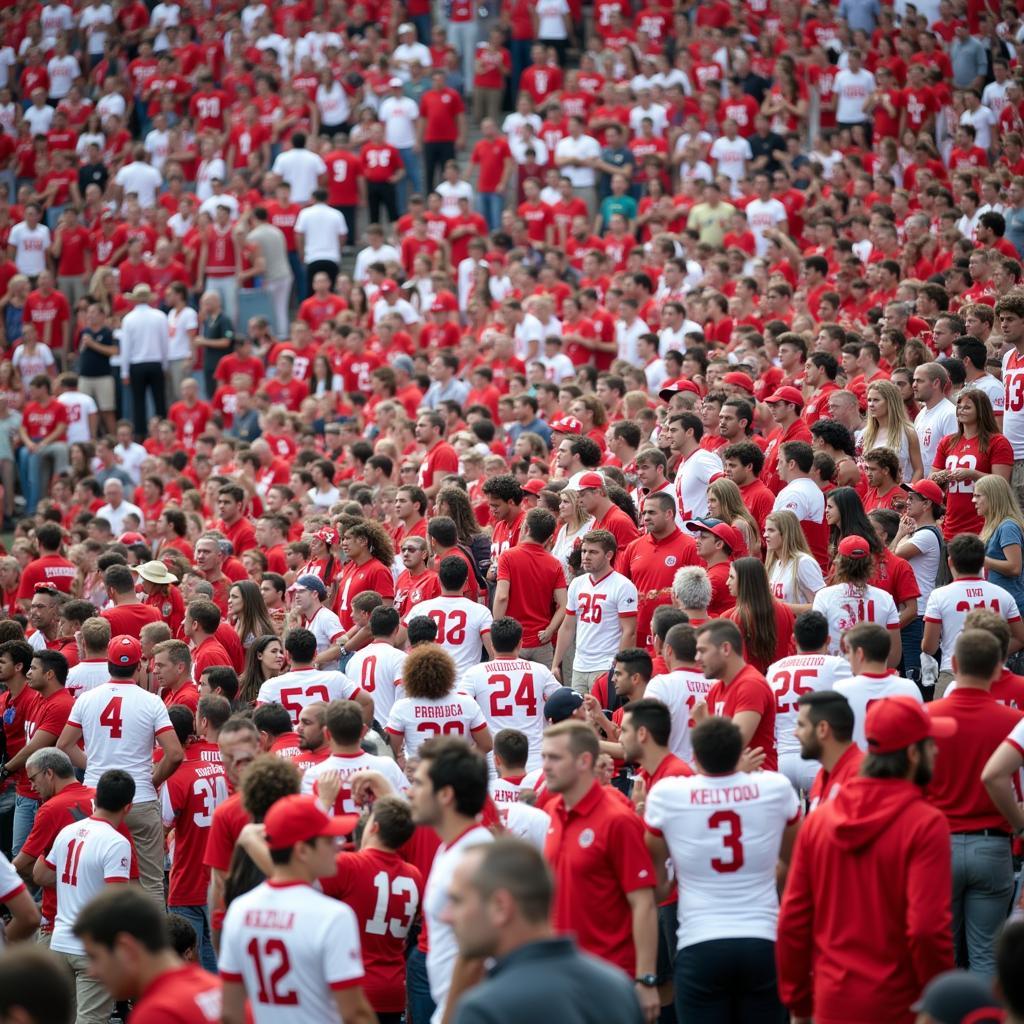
[
  {"xmin": 354, "ymin": 243, "xmax": 401, "ymax": 283},
  {"xmin": 645, "ymin": 770, "xmax": 800, "ymax": 948},
  {"xmin": 566, "ymin": 569, "xmax": 639, "ymax": 672},
  {"xmin": 554, "ymin": 134, "xmax": 601, "ymax": 188},
  {"xmin": 68, "ymin": 680, "xmax": 173, "ymax": 803},
  {"xmin": 379, "ymin": 96, "xmax": 419, "ymax": 150},
  {"xmin": 79, "ymin": 4, "xmax": 114, "ymax": 54},
  {"xmin": 257, "ymin": 667, "xmax": 358, "ymax": 725},
  {"xmin": 505, "ymin": 801, "xmax": 550, "ymax": 849},
  {"xmin": 709, "ymin": 135, "xmax": 752, "ymax": 187},
  {"xmin": 47, "ymin": 817, "xmax": 131, "ymax": 955},
  {"xmin": 1002, "ymin": 348, "xmax": 1024, "ymax": 458},
  {"xmin": 23, "ymin": 104, "xmax": 55, "ymax": 135},
  {"xmin": 385, "ymin": 692, "xmax": 488, "ymax": 761},
  {"xmin": 436, "ymin": 180, "xmax": 474, "ymax": 219},
  {"xmin": 167, "ymin": 304, "xmax": 198, "ymax": 361},
  {"xmin": 406, "ymin": 596, "xmax": 493, "ymax": 680},
  {"xmin": 914, "ymin": 399, "xmax": 958, "ymax": 473},
  {"xmin": 8, "ymin": 222, "xmax": 51, "ymax": 277},
  {"xmin": 834, "ymin": 671, "xmax": 922, "ymax": 748},
  {"xmin": 645, "ymin": 667, "xmax": 713, "ymax": 765},
  {"xmin": 461, "ymin": 657, "xmax": 560, "ymax": 770},
  {"xmin": 811, "ymin": 583, "xmax": 901, "ymax": 656},
  {"xmin": 143, "ymin": 128, "xmax": 171, "ymax": 173},
  {"xmin": 301, "ymin": 750, "xmax": 407, "ymax": 813},
  {"xmin": 295, "ymin": 204, "xmax": 348, "ymax": 263},
  {"xmin": 220, "ymin": 880, "xmax": 365, "ymax": 1024},
  {"xmin": 629, "ymin": 103, "xmax": 668, "ymax": 137},
  {"xmin": 46, "ymin": 54, "xmax": 80, "ymax": 99},
  {"xmin": 744, "ymin": 197, "xmax": 788, "ymax": 256},
  {"xmin": 773, "ymin": 477, "xmax": 825, "ymax": 533},
  {"xmin": 424, "ymin": 825, "xmax": 494, "ymax": 1023},
  {"xmin": 345, "ymin": 641, "xmax": 406, "ymax": 723},
  {"xmin": 114, "ymin": 161, "xmax": 164, "ymax": 208},
  {"xmin": 300, "ymin": 606, "xmax": 346, "ymax": 670},
  {"xmin": 536, "ymin": 0, "xmax": 570, "ymax": 38},
  {"xmin": 57, "ymin": 391, "xmax": 97, "ymax": 444},
  {"xmin": 833, "ymin": 67, "xmax": 875, "ymax": 122},
  {"xmin": 65, "ymin": 658, "xmax": 110, "ymax": 701},
  {"xmin": 962, "ymin": 373, "xmax": 1004, "ymax": 415},
  {"xmin": 113, "ymin": 440, "xmax": 147, "ymax": 483},
  {"xmin": 765, "ymin": 652, "xmax": 852, "ymax": 759},
  {"xmin": 12, "ymin": 342, "xmax": 55, "ymax": 382},
  {"xmin": 675, "ymin": 448, "xmax": 723, "ymax": 521},
  {"xmin": 924, "ymin": 577, "xmax": 1023, "ymax": 672},
  {"xmin": 0, "ymin": 850, "xmax": 23, "ymax": 912},
  {"xmin": 904, "ymin": 527, "xmax": 942, "ymax": 608},
  {"xmin": 768, "ymin": 554, "xmax": 825, "ymax": 606},
  {"xmin": 271, "ymin": 148, "xmax": 328, "ymax": 204}
]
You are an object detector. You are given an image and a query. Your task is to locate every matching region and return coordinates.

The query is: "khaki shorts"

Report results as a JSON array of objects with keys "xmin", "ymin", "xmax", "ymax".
[
  {"xmin": 571, "ymin": 668, "xmax": 605, "ymax": 695},
  {"xmin": 79, "ymin": 374, "xmax": 116, "ymax": 412}
]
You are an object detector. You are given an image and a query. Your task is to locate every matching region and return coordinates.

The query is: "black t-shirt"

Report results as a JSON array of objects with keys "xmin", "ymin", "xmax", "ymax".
[
  {"xmin": 202, "ymin": 312, "xmax": 235, "ymax": 379},
  {"xmin": 78, "ymin": 162, "xmax": 109, "ymax": 194},
  {"xmin": 78, "ymin": 326, "xmax": 115, "ymax": 378}
]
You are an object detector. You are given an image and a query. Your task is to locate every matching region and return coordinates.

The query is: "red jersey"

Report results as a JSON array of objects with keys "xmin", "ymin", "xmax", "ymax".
[
  {"xmin": 324, "ymin": 149, "xmax": 361, "ymax": 206},
  {"xmin": 336, "ymin": 558, "xmax": 395, "ymax": 631},
  {"xmin": 706, "ymin": 665, "xmax": 778, "ymax": 770},
  {"xmin": 162, "ymin": 756, "xmax": 229, "ymax": 906},
  {"xmin": 495, "ymin": 543, "xmax": 566, "ymax": 648},
  {"xmin": 622, "ymin": 528, "xmax": 701, "ymax": 649},
  {"xmin": 394, "ymin": 568, "xmax": 441, "ymax": 619},
  {"xmin": 933, "ymin": 432, "xmax": 1013, "ymax": 539},
  {"xmin": 128, "ymin": 965, "xmax": 222, "ymax": 1024}
]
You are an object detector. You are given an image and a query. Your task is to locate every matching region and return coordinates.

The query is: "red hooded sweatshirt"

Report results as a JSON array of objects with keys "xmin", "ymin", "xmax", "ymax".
[{"xmin": 776, "ymin": 776, "xmax": 953, "ymax": 1023}]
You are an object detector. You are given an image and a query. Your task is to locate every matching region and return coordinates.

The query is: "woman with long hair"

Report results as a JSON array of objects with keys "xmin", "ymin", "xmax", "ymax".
[
  {"xmin": 812, "ymin": 535, "xmax": 902, "ymax": 665},
  {"xmin": 724, "ymin": 557, "xmax": 795, "ymax": 673},
  {"xmin": 764, "ymin": 510, "xmax": 824, "ymax": 613},
  {"xmin": 309, "ymin": 354, "xmax": 336, "ymax": 397},
  {"xmin": 435, "ymin": 485, "xmax": 486, "ymax": 547},
  {"xmin": 889, "ymin": 367, "xmax": 919, "ymax": 422},
  {"xmin": 384, "ymin": 644, "xmax": 492, "ymax": 770},
  {"xmin": 825, "ymin": 486, "xmax": 885, "ymax": 563},
  {"xmin": 228, "ymin": 581, "xmax": 277, "ymax": 647},
  {"xmin": 551, "ymin": 488, "xmax": 595, "ymax": 574},
  {"xmin": 239, "ymin": 635, "xmax": 287, "ymax": 706},
  {"xmin": 974, "ymin": 475, "xmax": 1024, "ymax": 609},
  {"xmin": 298, "ymin": 525, "xmax": 343, "ymax": 605},
  {"xmin": 707, "ymin": 478, "xmax": 760, "ymax": 559},
  {"xmin": 934, "ymin": 389, "xmax": 1012, "ymax": 538},
  {"xmin": 860, "ymin": 379, "xmax": 922, "ymax": 483}
]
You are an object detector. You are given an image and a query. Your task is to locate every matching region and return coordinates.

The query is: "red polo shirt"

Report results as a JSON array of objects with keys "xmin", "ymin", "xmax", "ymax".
[
  {"xmin": 545, "ymin": 780, "xmax": 656, "ymax": 974},
  {"xmin": 622, "ymin": 528, "xmax": 700, "ymax": 649},
  {"xmin": 706, "ymin": 664, "xmax": 778, "ymax": 770}
]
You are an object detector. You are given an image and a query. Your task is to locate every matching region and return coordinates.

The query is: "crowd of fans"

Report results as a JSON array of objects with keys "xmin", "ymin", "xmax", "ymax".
[{"xmin": 2, "ymin": 0, "xmax": 1024, "ymax": 1022}]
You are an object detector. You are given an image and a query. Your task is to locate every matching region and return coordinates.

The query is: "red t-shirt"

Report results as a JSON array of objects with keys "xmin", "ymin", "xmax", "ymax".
[
  {"xmin": 496, "ymin": 543, "xmax": 566, "ymax": 647},
  {"xmin": 417, "ymin": 440, "xmax": 459, "ymax": 492},
  {"xmin": 622, "ymin": 529, "xmax": 701, "ymax": 649},
  {"xmin": 18, "ymin": 689, "xmax": 75, "ymax": 797},
  {"xmin": 336, "ymin": 558, "xmax": 396, "ymax": 631},
  {"xmin": 933, "ymin": 432, "xmax": 1013, "ymax": 539},
  {"xmin": 18, "ymin": 554, "xmax": 76, "ymax": 597},
  {"xmin": 706, "ymin": 664, "xmax": 778, "ymax": 770},
  {"xmin": 22, "ymin": 399, "xmax": 69, "ymax": 442},
  {"xmin": 470, "ymin": 137, "xmax": 511, "ymax": 193},
  {"xmin": 128, "ymin": 964, "xmax": 223, "ymax": 1024},
  {"xmin": 419, "ymin": 88, "xmax": 464, "ymax": 143},
  {"xmin": 100, "ymin": 602, "xmax": 163, "ymax": 639}
]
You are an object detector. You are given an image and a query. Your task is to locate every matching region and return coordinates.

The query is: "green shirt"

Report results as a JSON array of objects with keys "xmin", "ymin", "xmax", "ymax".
[{"xmin": 599, "ymin": 194, "xmax": 637, "ymax": 227}]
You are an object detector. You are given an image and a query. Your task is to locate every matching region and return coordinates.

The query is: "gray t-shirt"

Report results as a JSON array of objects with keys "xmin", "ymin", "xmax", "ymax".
[{"xmin": 247, "ymin": 223, "xmax": 293, "ymax": 282}]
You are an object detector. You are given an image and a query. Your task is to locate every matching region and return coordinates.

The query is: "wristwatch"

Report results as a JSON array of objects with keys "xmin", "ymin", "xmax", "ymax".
[{"xmin": 634, "ymin": 974, "xmax": 658, "ymax": 988}]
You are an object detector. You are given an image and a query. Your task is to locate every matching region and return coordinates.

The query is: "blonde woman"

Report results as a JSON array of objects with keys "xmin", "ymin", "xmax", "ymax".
[
  {"xmin": 974, "ymin": 475, "xmax": 1024, "ymax": 609},
  {"xmin": 764, "ymin": 510, "xmax": 825, "ymax": 613},
  {"xmin": 551, "ymin": 488, "xmax": 595, "ymax": 576},
  {"xmin": 858, "ymin": 380, "xmax": 923, "ymax": 483},
  {"xmin": 707, "ymin": 477, "xmax": 761, "ymax": 559}
]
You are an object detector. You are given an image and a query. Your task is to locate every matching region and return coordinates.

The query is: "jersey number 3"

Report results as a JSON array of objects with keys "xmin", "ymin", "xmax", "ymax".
[{"xmin": 709, "ymin": 810, "xmax": 744, "ymax": 873}]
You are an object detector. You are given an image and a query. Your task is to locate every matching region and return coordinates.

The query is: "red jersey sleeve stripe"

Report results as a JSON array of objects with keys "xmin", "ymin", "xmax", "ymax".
[
  {"xmin": 1007, "ymin": 737, "xmax": 1024, "ymax": 757},
  {"xmin": 786, "ymin": 810, "xmax": 802, "ymax": 826},
  {"xmin": 470, "ymin": 722, "xmax": 489, "ymax": 732},
  {"xmin": 644, "ymin": 823, "xmax": 663, "ymax": 837},
  {"xmin": 154, "ymin": 724, "xmax": 175, "ymax": 735},
  {"xmin": 104, "ymin": 875, "xmax": 130, "ymax": 883},
  {"xmin": 329, "ymin": 631, "xmax": 346, "ymax": 642},
  {"xmin": 385, "ymin": 727, "xmax": 404, "ymax": 735},
  {"xmin": 220, "ymin": 971, "xmax": 244, "ymax": 983},
  {"xmin": 565, "ymin": 609, "xmax": 576, "ymax": 617},
  {"xmin": 618, "ymin": 611, "xmax": 638, "ymax": 618},
  {"xmin": 0, "ymin": 882, "xmax": 25, "ymax": 903},
  {"xmin": 328, "ymin": 976, "xmax": 365, "ymax": 991},
  {"xmin": 886, "ymin": 623, "xmax": 899, "ymax": 630},
  {"xmin": 923, "ymin": 616, "xmax": 942, "ymax": 623}
]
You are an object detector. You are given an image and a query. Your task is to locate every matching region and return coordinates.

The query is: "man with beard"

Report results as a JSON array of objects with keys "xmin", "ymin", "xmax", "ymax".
[
  {"xmin": 777, "ymin": 696, "xmax": 956, "ymax": 1023},
  {"xmin": 793, "ymin": 691, "xmax": 862, "ymax": 812}
]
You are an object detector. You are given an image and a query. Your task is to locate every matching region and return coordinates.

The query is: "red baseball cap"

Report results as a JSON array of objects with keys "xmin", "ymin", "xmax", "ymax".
[
  {"xmin": 685, "ymin": 517, "xmax": 743, "ymax": 554},
  {"xmin": 837, "ymin": 535, "xmax": 872, "ymax": 559},
  {"xmin": 108, "ymin": 634, "xmax": 142, "ymax": 667},
  {"xmin": 722, "ymin": 371, "xmax": 755, "ymax": 395},
  {"xmin": 263, "ymin": 795, "xmax": 359, "ymax": 851},
  {"xmin": 522, "ymin": 478, "xmax": 547, "ymax": 495},
  {"xmin": 118, "ymin": 532, "xmax": 146, "ymax": 545},
  {"xmin": 316, "ymin": 526, "xmax": 340, "ymax": 546},
  {"xmin": 765, "ymin": 385, "xmax": 805, "ymax": 408},
  {"xmin": 864, "ymin": 695, "xmax": 956, "ymax": 754},
  {"xmin": 577, "ymin": 472, "xmax": 606, "ymax": 490},
  {"xmin": 429, "ymin": 300, "xmax": 446, "ymax": 313},
  {"xmin": 379, "ymin": 281, "xmax": 398, "ymax": 296},
  {"xmin": 902, "ymin": 479, "xmax": 945, "ymax": 506},
  {"xmin": 659, "ymin": 378, "xmax": 701, "ymax": 402},
  {"xmin": 550, "ymin": 416, "xmax": 583, "ymax": 435}
]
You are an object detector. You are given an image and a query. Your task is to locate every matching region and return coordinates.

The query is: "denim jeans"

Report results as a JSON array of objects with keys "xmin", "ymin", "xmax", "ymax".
[
  {"xmin": 12, "ymin": 793, "xmax": 38, "ymax": 858},
  {"xmin": 901, "ymin": 615, "xmax": 925, "ymax": 687},
  {"xmin": 17, "ymin": 442, "xmax": 68, "ymax": 513},
  {"xmin": 171, "ymin": 903, "xmax": 218, "ymax": 973},
  {"xmin": 288, "ymin": 250, "xmax": 307, "ymax": 304},
  {"xmin": 478, "ymin": 192, "xmax": 505, "ymax": 231},
  {"xmin": 0, "ymin": 785, "xmax": 15, "ymax": 859},
  {"xmin": 951, "ymin": 832, "xmax": 1014, "ymax": 977},
  {"xmin": 398, "ymin": 147, "xmax": 423, "ymax": 212},
  {"xmin": 406, "ymin": 946, "xmax": 435, "ymax": 1024}
]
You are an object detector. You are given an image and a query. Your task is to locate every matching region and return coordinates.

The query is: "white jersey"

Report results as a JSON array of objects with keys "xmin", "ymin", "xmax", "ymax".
[
  {"xmin": 64, "ymin": 658, "xmax": 109, "ymax": 700},
  {"xmin": 345, "ymin": 641, "xmax": 405, "ymax": 723},
  {"xmin": 411, "ymin": 597, "xmax": 493, "ymax": 680},
  {"xmin": 301, "ymin": 750, "xmax": 407, "ymax": 814},
  {"xmin": 220, "ymin": 880, "xmax": 365, "ymax": 1024},
  {"xmin": 57, "ymin": 392, "xmax": 98, "ymax": 445},
  {"xmin": 566, "ymin": 570, "xmax": 639, "ymax": 672},
  {"xmin": 461, "ymin": 658, "xmax": 560, "ymax": 770},
  {"xmin": 924, "ymin": 577, "xmax": 1023, "ymax": 672},
  {"xmin": 385, "ymin": 692, "xmax": 488, "ymax": 761},
  {"xmin": 257, "ymin": 668, "xmax": 360, "ymax": 726},
  {"xmin": 424, "ymin": 825, "xmax": 494, "ymax": 1023},
  {"xmin": 772, "ymin": 477, "xmax": 825, "ymax": 527},
  {"xmin": 768, "ymin": 554, "xmax": 825, "ymax": 606},
  {"xmin": 301, "ymin": 607, "xmax": 346, "ymax": 671},
  {"xmin": 811, "ymin": 583, "xmax": 900, "ymax": 656},
  {"xmin": 675, "ymin": 449, "xmax": 723, "ymax": 521},
  {"xmin": 47, "ymin": 816, "xmax": 131, "ymax": 955},
  {"xmin": 1002, "ymin": 348, "xmax": 1024, "ymax": 458},
  {"xmin": 68, "ymin": 680, "xmax": 173, "ymax": 802},
  {"xmin": 834, "ymin": 671, "xmax": 922, "ymax": 748},
  {"xmin": 489, "ymin": 776, "xmax": 524, "ymax": 810},
  {"xmin": 914, "ymin": 399, "xmax": 958, "ymax": 472},
  {"xmin": 645, "ymin": 668, "xmax": 713, "ymax": 765},
  {"xmin": 765, "ymin": 653, "xmax": 852, "ymax": 759},
  {"xmin": 504, "ymin": 802, "xmax": 550, "ymax": 849},
  {"xmin": 962, "ymin": 372, "xmax": 1005, "ymax": 414},
  {"xmin": 645, "ymin": 770, "xmax": 800, "ymax": 948}
]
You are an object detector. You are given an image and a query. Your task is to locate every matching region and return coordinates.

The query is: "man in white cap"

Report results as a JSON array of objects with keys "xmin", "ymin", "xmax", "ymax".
[
  {"xmin": 392, "ymin": 23, "xmax": 431, "ymax": 81},
  {"xmin": 379, "ymin": 75, "xmax": 422, "ymax": 210},
  {"xmin": 119, "ymin": 282, "xmax": 169, "ymax": 438}
]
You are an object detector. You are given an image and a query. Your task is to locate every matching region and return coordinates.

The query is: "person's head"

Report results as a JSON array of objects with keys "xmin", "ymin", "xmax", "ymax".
[
  {"xmin": 619, "ymin": 698, "xmax": 672, "ymax": 763},
  {"xmin": 28, "ymin": 649, "xmax": 68, "ymax": 692},
  {"xmin": 150, "ymin": 639, "xmax": 191, "ymax": 692},
  {"xmin": 952, "ymin": 628, "xmax": 1002, "ymax": 686},
  {"xmin": 794, "ymin": 691, "xmax": 854, "ymax": 761},
  {"xmin": 218, "ymin": 715, "xmax": 261, "ymax": 788},
  {"xmin": 401, "ymin": 643, "xmax": 456, "ymax": 700},
  {"xmin": 25, "ymin": 746, "xmax": 75, "ymax": 802},
  {"xmin": 611, "ymin": 647, "xmax": 653, "ymax": 700},
  {"xmin": 947, "ymin": 532, "xmax": 986, "ymax": 577},
  {"xmin": 578, "ymin": 529, "xmax": 617, "ymax": 577},
  {"xmin": 489, "ymin": 617, "xmax": 523, "ymax": 657},
  {"xmin": 324, "ymin": 698, "xmax": 365, "ymax": 749},
  {"xmin": 0, "ymin": 945, "xmax": 75, "ymax": 1023},
  {"xmin": 409, "ymin": 737, "xmax": 489, "ymax": 827},
  {"xmin": 94, "ymin": 768, "xmax": 136, "ymax": 820},
  {"xmin": 0, "ymin": 639, "xmax": 33, "ymax": 683},
  {"xmin": 860, "ymin": 696, "xmax": 955, "ymax": 787},
  {"xmin": 671, "ymin": 566, "xmax": 711, "ymax": 614},
  {"xmin": 695, "ymin": 620, "xmax": 744, "ymax": 679},
  {"xmin": 542, "ymin": 720, "xmax": 600, "ymax": 794},
  {"xmin": 691, "ymin": 717, "xmax": 743, "ymax": 775},
  {"xmin": 263, "ymin": 793, "xmax": 355, "ymax": 879},
  {"xmin": 845, "ymin": 622, "xmax": 893, "ymax": 672},
  {"xmin": 442, "ymin": 839, "xmax": 553, "ymax": 960}
]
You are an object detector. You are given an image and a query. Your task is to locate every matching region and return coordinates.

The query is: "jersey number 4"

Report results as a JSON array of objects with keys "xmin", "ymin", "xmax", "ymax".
[
  {"xmin": 488, "ymin": 673, "xmax": 537, "ymax": 717},
  {"xmin": 100, "ymin": 697, "xmax": 123, "ymax": 738},
  {"xmin": 247, "ymin": 937, "xmax": 298, "ymax": 1005}
]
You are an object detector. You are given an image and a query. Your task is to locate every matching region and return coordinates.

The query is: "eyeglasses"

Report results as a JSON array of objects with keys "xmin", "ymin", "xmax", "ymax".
[{"xmin": 26, "ymin": 771, "xmax": 45, "ymax": 785}]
